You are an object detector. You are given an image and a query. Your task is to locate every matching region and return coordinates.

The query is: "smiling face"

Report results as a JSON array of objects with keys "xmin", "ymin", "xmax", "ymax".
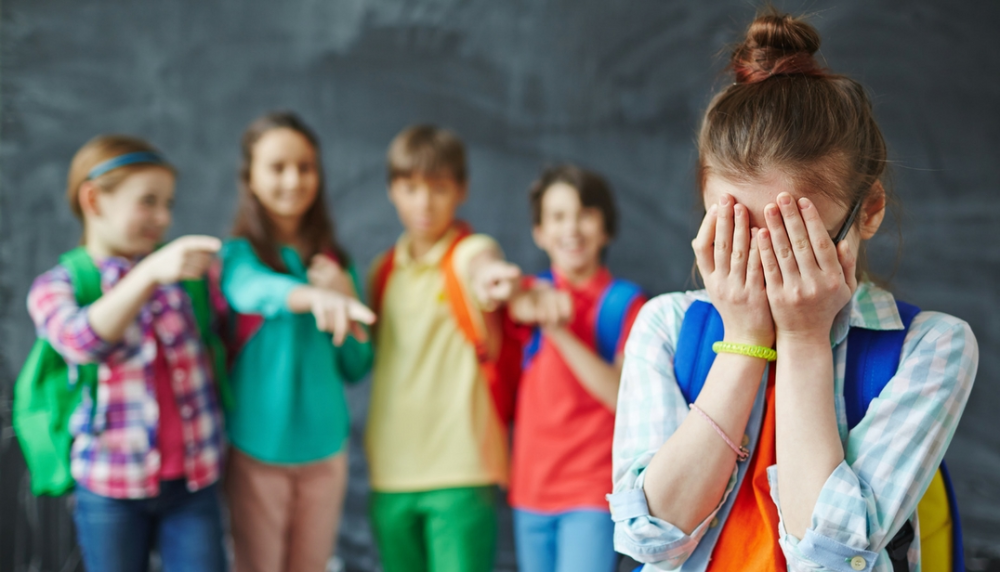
[
  {"xmin": 85, "ymin": 167, "xmax": 175, "ymax": 258},
  {"xmin": 532, "ymin": 182, "xmax": 609, "ymax": 281},
  {"xmin": 388, "ymin": 172, "xmax": 467, "ymax": 244},
  {"xmin": 248, "ymin": 127, "xmax": 320, "ymax": 226}
]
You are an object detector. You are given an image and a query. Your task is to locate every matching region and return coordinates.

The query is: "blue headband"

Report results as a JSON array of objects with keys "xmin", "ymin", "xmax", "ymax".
[{"xmin": 87, "ymin": 151, "xmax": 167, "ymax": 180}]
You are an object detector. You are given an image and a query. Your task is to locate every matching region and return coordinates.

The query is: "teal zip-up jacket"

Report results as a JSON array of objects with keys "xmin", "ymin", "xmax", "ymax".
[{"xmin": 221, "ymin": 238, "xmax": 373, "ymax": 464}]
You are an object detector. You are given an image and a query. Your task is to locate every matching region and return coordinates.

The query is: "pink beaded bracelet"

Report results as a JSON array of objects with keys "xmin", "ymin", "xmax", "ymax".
[{"xmin": 690, "ymin": 403, "xmax": 750, "ymax": 461}]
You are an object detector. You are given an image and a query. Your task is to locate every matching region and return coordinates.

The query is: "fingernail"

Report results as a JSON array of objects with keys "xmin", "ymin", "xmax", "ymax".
[
  {"xmin": 798, "ymin": 197, "xmax": 811, "ymax": 209},
  {"xmin": 734, "ymin": 205, "xmax": 743, "ymax": 218},
  {"xmin": 720, "ymin": 195, "xmax": 731, "ymax": 206},
  {"xmin": 778, "ymin": 193, "xmax": 792, "ymax": 206},
  {"xmin": 765, "ymin": 204, "xmax": 779, "ymax": 216}
]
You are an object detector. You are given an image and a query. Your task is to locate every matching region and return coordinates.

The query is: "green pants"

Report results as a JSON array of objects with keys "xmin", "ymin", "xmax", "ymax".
[{"xmin": 370, "ymin": 486, "xmax": 497, "ymax": 572}]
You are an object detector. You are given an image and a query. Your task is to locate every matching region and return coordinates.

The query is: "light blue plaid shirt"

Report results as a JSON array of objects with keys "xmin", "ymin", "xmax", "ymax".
[{"xmin": 609, "ymin": 282, "xmax": 977, "ymax": 571}]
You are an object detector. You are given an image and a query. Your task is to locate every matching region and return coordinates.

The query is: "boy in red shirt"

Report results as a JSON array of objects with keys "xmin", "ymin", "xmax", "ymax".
[{"xmin": 508, "ymin": 165, "xmax": 646, "ymax": 572}]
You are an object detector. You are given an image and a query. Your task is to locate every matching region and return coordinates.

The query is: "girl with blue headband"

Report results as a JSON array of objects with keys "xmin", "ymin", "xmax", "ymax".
[{"xmin": 24, "ymin": 134, "xmax": 228, "ymax": 572}]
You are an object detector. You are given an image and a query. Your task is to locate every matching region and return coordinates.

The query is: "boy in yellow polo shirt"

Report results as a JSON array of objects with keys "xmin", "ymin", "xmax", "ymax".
[{"xmin": 366, "ymin": 125, "xmax": 524, "ymax": 572}]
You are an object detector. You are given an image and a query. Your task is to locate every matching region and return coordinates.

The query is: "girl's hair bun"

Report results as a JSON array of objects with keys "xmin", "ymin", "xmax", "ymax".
[{"xmin": 732, "ymin": 9, "xmax": 825, "ymax": 84}]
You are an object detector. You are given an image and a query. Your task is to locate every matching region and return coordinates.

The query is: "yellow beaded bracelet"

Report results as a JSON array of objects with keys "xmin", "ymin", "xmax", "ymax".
[{"xmin": 712, "ymin": 341, "xmax": 777, "ymax": 362}]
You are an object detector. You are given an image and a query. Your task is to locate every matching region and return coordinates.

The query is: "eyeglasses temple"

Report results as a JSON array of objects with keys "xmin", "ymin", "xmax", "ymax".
[{"xmin": 833, "ymin": 198, "xmax": 864, "ymax": 244}]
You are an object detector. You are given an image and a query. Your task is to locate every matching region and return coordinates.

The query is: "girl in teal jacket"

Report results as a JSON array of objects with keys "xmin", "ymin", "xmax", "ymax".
[{"xmin": 221, "ymin": 111, "xmax": 374, "ymax": 572}]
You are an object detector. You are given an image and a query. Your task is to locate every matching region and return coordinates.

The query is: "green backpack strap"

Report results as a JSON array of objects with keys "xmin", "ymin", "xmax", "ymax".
[
  {"xmin": 13, "ymin": 247, "xmax": 102, "ymax": 496},
  {"xmin": 59, "ymin": 247, "xmax": 102, "ymax": 400},
  {"xmin": 181, "ymin": 279, "xmax": 233, "ymax": 411}
]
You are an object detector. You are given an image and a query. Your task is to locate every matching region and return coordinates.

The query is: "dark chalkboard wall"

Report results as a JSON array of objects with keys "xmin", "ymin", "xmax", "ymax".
[{"xmin": 2, "ymin": 1, "xmax": 998, "ymax": 570}]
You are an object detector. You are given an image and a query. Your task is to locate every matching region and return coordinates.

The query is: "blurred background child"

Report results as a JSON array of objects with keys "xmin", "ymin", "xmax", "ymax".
[
  {"xmin": 26, "ymin": 135, "xmax": 227, "ymax": 572},
  {"xmin": 365, "ymin": 124, "xmax": 522, "ymax": 572},
  {"xmin": 221, "ymin": 111, "xmax": 375, "ymax": 572},
  {"xmin": 507, "ymin": 165, "xmax": 646, "ymax": 572}
]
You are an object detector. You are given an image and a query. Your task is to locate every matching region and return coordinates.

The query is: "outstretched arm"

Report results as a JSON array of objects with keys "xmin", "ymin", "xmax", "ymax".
[{"xmin": 89, "ymin": 235, "xmax": 221, "ymax": 342}]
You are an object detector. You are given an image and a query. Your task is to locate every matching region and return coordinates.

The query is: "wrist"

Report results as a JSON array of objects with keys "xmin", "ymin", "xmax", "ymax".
[
  {"xmin": 130, "ymin": 260, "xmax": 162, "ymax": 288},
  {"xmin": 775, "ymin": 330, "xmax": 830, "ymax": 349},
  {"xmin": 722, "ymin": 333, "xmax": 774, "ymax": 348}
]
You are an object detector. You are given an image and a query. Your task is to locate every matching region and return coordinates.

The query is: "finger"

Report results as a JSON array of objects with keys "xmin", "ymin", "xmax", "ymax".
[
  {"xmin": 179, "ymin": 261, "xmax": 209, "ymax": 280},
  {"xmin": 313, "ymin": 305, "xmax": 328, "ymax": 332},
  {"xmin": 714, "ymin": 195, "xmax": 734, "ymax": 274},
  {"xmin": 838, "ymin": 240, "xmax": 859, "ymax": 293},
  {"xmin": 538, "ymin": 296, "xmax": 555, "ymax": 327},
  {"xmin": 350, "ymin": 322, "xmax": 369, "ymax": 343},
  {"xmin": 798, "ymin": 197, "xmax": 840, "ymax": 272},
  {"xmin": 731, "ymin": 203, "xmax": 750, "ymax": 280},
  {"xmin": 691, "ymin": 205, "xmax": 718, "ymax": 275},
  {"xmin": 347, "ymin": 300, "xmax": 377, "ymax": 325},
  {"xmin": 746, "ymin": 230, "xmax": 764, "ymax": 290},
  {"xmin": 558, "ymin": 293, "xmax": 573, "ymax": 323},
  {"xmin": 493, "ymin": 263, "xmax": 522, "ymax": 282},
  {"xmin": 332, "ymin": 303, "xmax": 348, "ymax": 346},
  {"xmin": 764, "ymin": 202, "xmax": 799, "ymax": 279},
  {"xmin": 492, "ymin": 279, "xmax": 514, "ymax": 302},
  {"xmin": 776, "ymin": 193, "xmax": 818, "ymax": 272},
  {"xmin": 187, "ymin": 251, "xmax": 215, "ymax": 270},
  {"xmin": 757, "ymin": 228, "xmax": 783, "ymax": 288},
  {"xmin": 177, "ymin": 235, "xmax": 222, "ymax": 254}
]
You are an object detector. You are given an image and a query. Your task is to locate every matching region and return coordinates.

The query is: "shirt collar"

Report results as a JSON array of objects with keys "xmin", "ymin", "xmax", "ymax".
[
  {"xmin": 830, "ymin": 281, "xmax": 905, "ymax": 345},
  {"xmin": 393, "ymin": 225, "xmax": 461, "ymax": 268},
  {"xmin": 550, "ymin": 265, "xmax": 613, "ymax": 298}
]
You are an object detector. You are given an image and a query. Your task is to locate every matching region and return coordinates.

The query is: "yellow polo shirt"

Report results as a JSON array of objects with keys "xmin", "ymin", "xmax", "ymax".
[{"xmin": 365, "ymin": 227, "xmax": 509, "ymax": 492}]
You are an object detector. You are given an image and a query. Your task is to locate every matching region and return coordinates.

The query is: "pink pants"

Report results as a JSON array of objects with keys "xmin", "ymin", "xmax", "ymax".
[{"xmin": 225, "ymin": 448, "xmax": 348, "ymax": 572}]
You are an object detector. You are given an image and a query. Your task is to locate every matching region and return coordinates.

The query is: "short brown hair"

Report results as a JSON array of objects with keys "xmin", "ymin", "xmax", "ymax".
[
  {"xmin": 66, "ymin": 134, "xmax": 174, "ymax": 221},
  {"xmin": 387, "ymin": 125, "xmax": 467, "ymax": 184},
  {"xmin": 529, "ymin": 164, "xmax": 618, "ymax": 239},
  {"xmin": 698, "ymin": 8, "xmax": 892, "ymax": 276}
]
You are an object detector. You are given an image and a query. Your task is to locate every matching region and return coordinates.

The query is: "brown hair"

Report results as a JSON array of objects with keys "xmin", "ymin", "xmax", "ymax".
[
  {"xmin": 387, "ymin": 125, "xmax": 467, "ymax": 184},
  {"xmin": 66, "ymin": 134, "xmax": 174, "ymax": 222},
  {"xmin": 699, "ymin": 8, "xmax": 892, "ymax": 274},
  {"xmin": 231, "ymin": 111, "xmax": 349, "ymax": 273},
  {"xmin": 529, "ymin": 164, "xmax": 618, "ymax": 239}
]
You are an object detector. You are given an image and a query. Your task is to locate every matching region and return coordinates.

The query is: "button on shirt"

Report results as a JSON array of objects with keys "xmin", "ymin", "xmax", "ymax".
[
  {"xmin": 608, "ymin": 282, "xmax": 977, "ymax": 571},
  {"xmin": 27, "ymin": 258, "xmax": 225, "ymax": 499}
]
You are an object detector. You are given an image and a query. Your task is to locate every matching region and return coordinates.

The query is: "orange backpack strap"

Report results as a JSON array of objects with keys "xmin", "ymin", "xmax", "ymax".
[
  {"xmin": 440, "ymin": 224, "xmax": 521, "ymax": 424},
  {"xmin": 371, "ymin": 247, "xmax": 397, "ymax": 317},
  {"xmin": 440, "ymin": 225, "xmax": 491, "ymax": 362}
]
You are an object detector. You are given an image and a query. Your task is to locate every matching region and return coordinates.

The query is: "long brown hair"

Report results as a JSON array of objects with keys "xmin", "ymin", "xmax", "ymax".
[
  {"xmin": 231, "ymin": 111, "xmax": 349, "ymax": 272},
  {"xmin": 698, "ymin": 8, "xmax": 894, "ymax": 277}
]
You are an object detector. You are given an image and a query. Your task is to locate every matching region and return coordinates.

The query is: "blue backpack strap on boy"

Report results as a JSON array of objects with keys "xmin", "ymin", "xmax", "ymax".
[
  {"xmin": 522, "ymin": 271, "xmax": 644, "ymax": 367},
  {"xmin": 673, "ymin": 299, "xmax": 963, "ymax": 572}
]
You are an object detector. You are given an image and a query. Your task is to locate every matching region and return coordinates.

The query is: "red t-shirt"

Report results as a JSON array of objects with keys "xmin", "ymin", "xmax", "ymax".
[
  {"xmin": 153, "ymin": 339, "xmax": 186, "ymax": 480},
  {"xmin": 509, "ymin": 267, "xmax": 645, "ymax": 512}
]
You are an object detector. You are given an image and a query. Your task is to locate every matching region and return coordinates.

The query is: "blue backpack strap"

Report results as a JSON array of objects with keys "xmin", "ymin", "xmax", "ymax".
[
  {"xmin": 843, "ymin": 301, "xmax": 966, "ymax": 570},
  {"xmin": 522, "ymin": 270, "xmax": 554, "ymax": 368},
  {"xmin": 594, "ymin": 279, "xmax": 644, "ymax": 363},
  {"xmin": 843, "ymin": 300, "xmax": 922, "ymax": 429},
  {"xmin": 673, "ymin": 300, "xmax": 725, "ymax": 404}
]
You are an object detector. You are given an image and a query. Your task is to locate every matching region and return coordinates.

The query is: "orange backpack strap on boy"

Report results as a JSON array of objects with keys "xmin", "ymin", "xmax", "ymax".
[{"xmin": 372, "ymin": 223, "xmax": 521, "ymax": 424}]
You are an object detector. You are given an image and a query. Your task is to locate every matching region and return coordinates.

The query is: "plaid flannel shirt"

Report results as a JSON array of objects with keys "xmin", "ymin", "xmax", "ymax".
[
  {"xmin": 609, "ymin": 282, "xmax": 977, "ymax": 572},
  {"xmin": 27, "ymin": 257, "xmax": 225, "ymax": 499}
]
